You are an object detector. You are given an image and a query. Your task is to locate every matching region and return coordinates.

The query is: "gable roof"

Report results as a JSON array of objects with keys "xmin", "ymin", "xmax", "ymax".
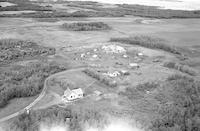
[
  {"xmin": 64, "ymin": 88, "xmax": 73, "ymax": 96},
  {"xmin": 72, "ymin": 88, "xmax": 83, "ymax": 95},
  {"xmin": 64, "ymin": 88, "xmax": 83, "ymax": 97}
]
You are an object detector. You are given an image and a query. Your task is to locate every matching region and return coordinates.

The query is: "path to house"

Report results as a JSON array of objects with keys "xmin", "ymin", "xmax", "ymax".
[{"xmin": 0, "ymin": 67, "xmax": 85, "ymax": 123}]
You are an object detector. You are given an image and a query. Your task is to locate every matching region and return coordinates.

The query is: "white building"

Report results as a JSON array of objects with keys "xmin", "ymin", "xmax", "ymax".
[
  {"xmin": 62, "ymin": 88, "xmax": 84, "ymax": 101},
  {"xmin": 129, "ymin": 63, "xmax": 140, "ymax": 69},
  {"xmin": 103, "ymin": 71, "xmax": 120, "ymax": 78}
]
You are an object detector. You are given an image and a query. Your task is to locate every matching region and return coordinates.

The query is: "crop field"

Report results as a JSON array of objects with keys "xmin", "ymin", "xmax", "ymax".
[{"xmin": 0, "ymin": 0, "xmax": 200, "ymax": 131}]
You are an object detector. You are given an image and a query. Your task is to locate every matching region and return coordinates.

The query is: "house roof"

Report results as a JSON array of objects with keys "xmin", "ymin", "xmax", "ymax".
[
  {"xmin": 72, "ymin": 88, "xmax": 83, "ymax": 95},
  {"xmin": 64, "ymin": 88, "xmax": 73, "ymax": 97},
  {"xmin": 64, "ymin": 88, "xmax": 83, "ymax": 97}
]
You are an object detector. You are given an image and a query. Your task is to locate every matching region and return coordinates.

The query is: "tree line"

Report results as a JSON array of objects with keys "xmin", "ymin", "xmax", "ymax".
[{"xmin": 0, "ymin": 61, "xmax": 66, "ymax": 108}]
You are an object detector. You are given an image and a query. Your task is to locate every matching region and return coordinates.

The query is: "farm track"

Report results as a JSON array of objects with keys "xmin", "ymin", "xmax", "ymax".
[{"xmin": 0, "ymin": 66, "xmax": 85, "ymax": 123}]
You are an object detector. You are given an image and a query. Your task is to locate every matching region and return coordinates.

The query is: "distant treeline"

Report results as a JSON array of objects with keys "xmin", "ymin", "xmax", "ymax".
[
  {"xmin": 0, "ymin": 0, "xmax": 200, "ymax": 18},
  {"xmin": 118, "ymin": 4, "xmax": 200, "ymax": 18},
  {"xmin": 110, "ymin": 36, "xmax": 181, "ymax": 55},
  {"xmin": 0, "ymin": 61, "xmax": 66, "ymax": 108},
  {"xmin": 0, "ymin": 39, "xmax": 55, "ymax": 65}
]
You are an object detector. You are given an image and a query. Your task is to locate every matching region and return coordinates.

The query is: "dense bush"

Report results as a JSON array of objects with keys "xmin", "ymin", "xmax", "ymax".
[
  {"xmin": 62, "ymin": 22, "xmax": 111, "ymax": 31},
  {"xmin": 83, "ymin": 68, "xmax": 117, "ymax": 87},
  {"xmin": 0, "ymin": 61, "xmax": 66, "ymax": 108},
  {"xmin": 151, "ymin": 77, "xmax": 200, "ymax": 131},
  {"xmin": 164, "ymin": 61, "xmax": 197, "ymax": 76},
  {"xmin": 8, "ymin": 106, "xmax": 71, "ymax": 131},
  {"xmin": 0, "ymin": 39, "xmax": 55, "ymax": 65},
  {"xmin": 110, "ymin": 36, "xmax": 181, "ymax": 55},
  {"xmin": 9, "ymin": 105, "xmax": 107, "ymax": 131},
  {"xmin": 119, "ymin": 76, "xmax": 200, "ymax": 131}
]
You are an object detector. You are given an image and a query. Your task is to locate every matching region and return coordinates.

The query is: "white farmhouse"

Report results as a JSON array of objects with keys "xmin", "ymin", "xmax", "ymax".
[{"xmin": 62, "ymin": 88, "xmax": 84, "ymax": 101}]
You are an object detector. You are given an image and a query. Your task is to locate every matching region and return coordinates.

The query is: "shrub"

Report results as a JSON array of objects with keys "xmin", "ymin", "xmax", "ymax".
[
  {"xmin": 164, "ymin": 61, "xmax": 197, "ymax": 76},
  {"xmin": 110, "ymin": 36, "xmax": 181, "ymax": 55},
  {"xmin": 62, "ymin": 22, "xmax": 111, "ymax": 31}
]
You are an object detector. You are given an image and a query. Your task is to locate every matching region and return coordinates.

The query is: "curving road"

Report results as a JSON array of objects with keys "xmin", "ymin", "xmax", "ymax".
[{"xmin": 0, "ymin": 67, "xmax": 85, "ymax": 123}]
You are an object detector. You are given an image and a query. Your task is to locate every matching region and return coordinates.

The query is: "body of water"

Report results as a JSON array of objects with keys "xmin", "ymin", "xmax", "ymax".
[{"xmin": 69, "ymin": 0, "xmax": 200, "ymax": 10}]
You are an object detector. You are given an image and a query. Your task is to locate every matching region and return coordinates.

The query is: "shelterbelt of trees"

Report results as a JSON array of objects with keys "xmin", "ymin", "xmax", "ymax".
[{"xmin": 0, "ymin": 39, "xmax": 55, "ymax": 65}]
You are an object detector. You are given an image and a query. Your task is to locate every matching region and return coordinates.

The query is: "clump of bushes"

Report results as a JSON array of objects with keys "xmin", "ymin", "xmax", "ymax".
[
  {"xmin": 164, "ymin": 61, "xmax": 197, "ymax": 76},
  {"xmin": 0, "ymin": 61, "xmax": 66, "ymax": 108},
  {"xmin": 0, "ymin": 39, "xmax": 55, "ymax": 65},
  {"xmin": 110, "ymin": 36, "xmax": 181, "ymax": 55},
  {"xmin": 62, "ymin": 22, "xmax": 111, "ymax": 31},
  {"xmin": 83, "ymin": 68, "xmax": 117, "ymax": 87}
]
